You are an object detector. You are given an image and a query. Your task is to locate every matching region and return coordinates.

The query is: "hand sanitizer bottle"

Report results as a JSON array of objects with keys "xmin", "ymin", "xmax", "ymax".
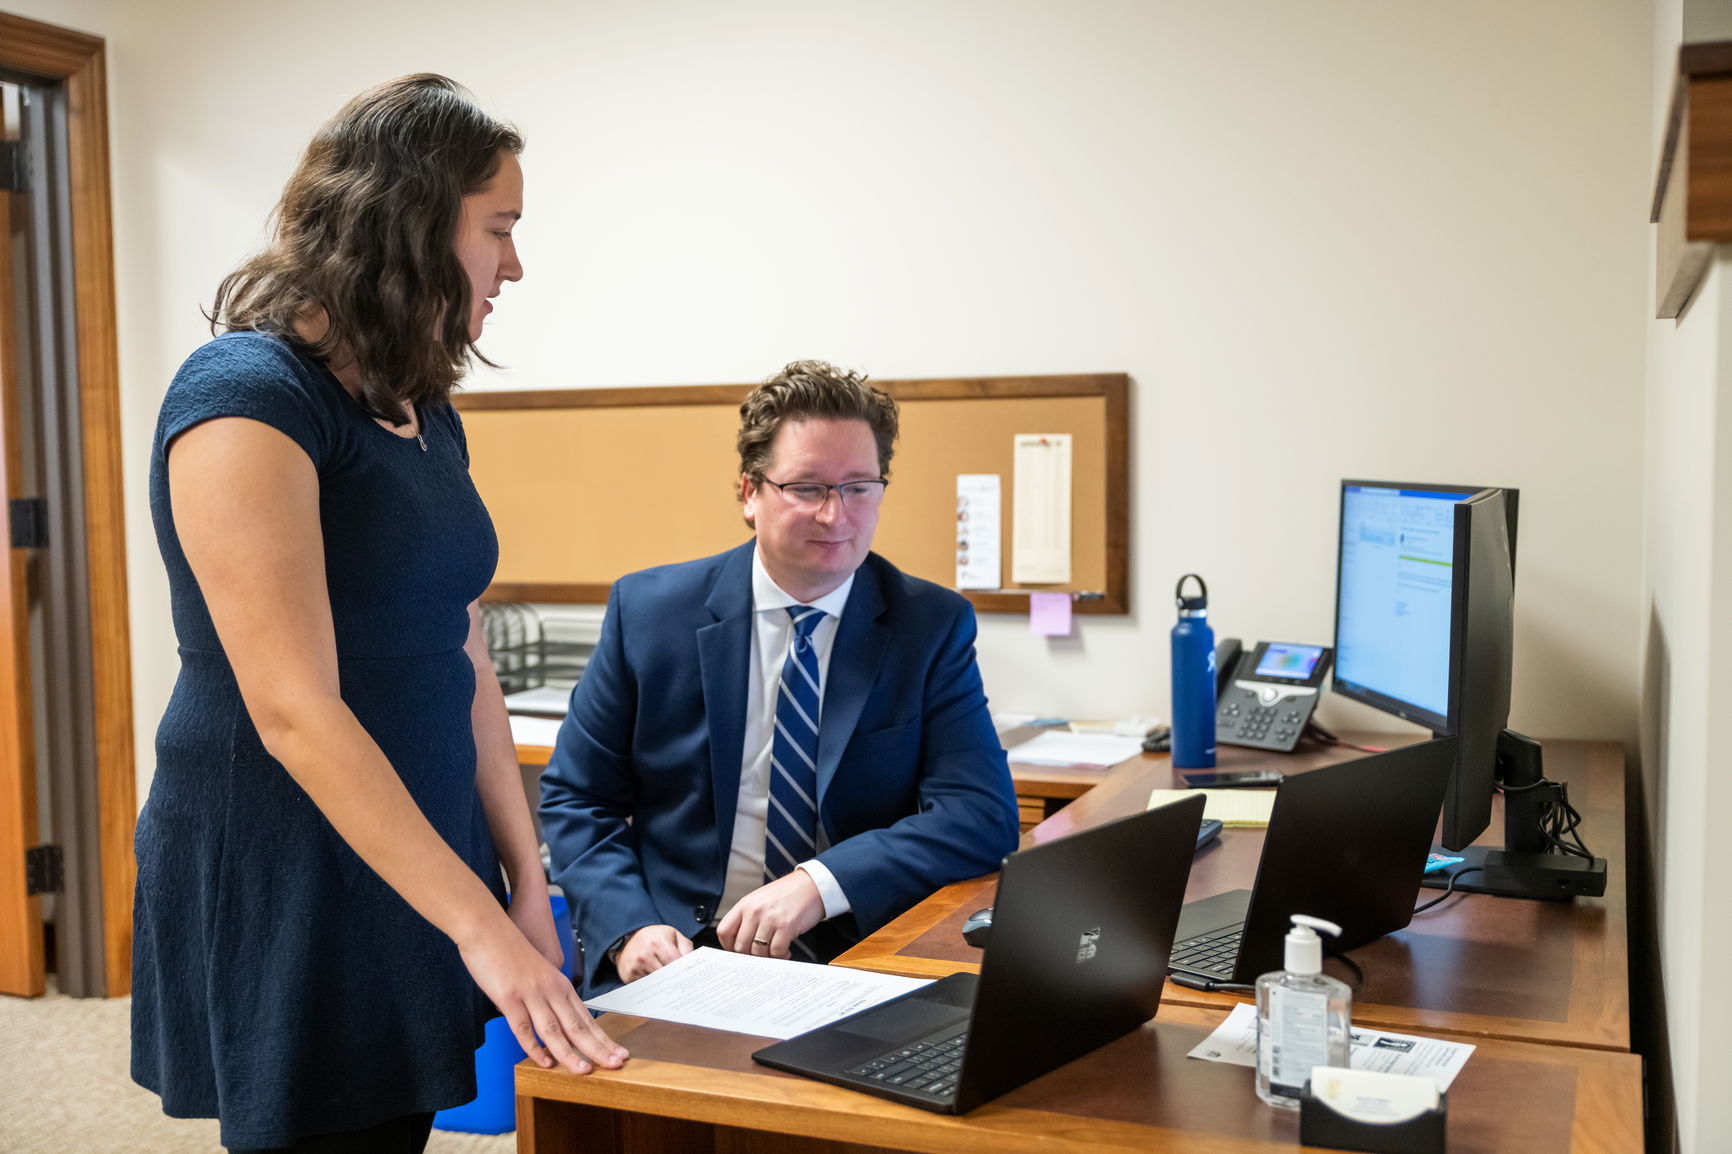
[{"xmin": 1255, "ymin": 914, "xmax": 1351, "ymax": 1109}]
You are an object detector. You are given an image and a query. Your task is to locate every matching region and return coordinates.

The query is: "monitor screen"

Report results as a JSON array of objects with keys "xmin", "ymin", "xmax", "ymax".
[
  {"xmin": 1331, "ymin": 480, "xmax": 1520, "ymax": 853},
  {"xmin": 1332, "ymin": 484, "xmax": 1477, "ymax": 732}
]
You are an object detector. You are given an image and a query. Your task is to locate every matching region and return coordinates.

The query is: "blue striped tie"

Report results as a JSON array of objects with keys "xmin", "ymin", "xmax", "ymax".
[{"xmin": 765, "ymin": 608, "xmax": 824, "ymax": 909}]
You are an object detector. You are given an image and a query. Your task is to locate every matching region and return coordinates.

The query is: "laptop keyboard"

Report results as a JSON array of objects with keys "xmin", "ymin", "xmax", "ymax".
[
  {"xmin": 1170, "ymin": 925, "xmax": 1243, "ymax": 980},
  {"xmin": 846, "ymin": 1026, "xmax": 969, "ymax": 1098}
]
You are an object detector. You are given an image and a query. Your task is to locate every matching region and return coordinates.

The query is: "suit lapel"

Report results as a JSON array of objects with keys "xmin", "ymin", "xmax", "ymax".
[
  {"xmin": 698, "ymin": 543, "xmax": 756, "ymax": 875},
  {"xmin": 817, "ymin": 560, "xmax": 889, "ymax": 817}
]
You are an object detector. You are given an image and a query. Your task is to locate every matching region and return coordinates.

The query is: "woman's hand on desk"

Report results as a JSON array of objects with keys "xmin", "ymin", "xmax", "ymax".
[
  {"xmin": 459, "ymin": 918, "xmax": 628, "ymax": 1075},
  {"xmin": 617, "ymin": 925, "xmax": 696, "ymax": 982}
]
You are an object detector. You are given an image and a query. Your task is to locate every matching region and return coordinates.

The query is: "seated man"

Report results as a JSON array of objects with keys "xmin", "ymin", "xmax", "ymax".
[{"xmin": 540, "ymin": 360, "xmax": 1021, "ymax": 993}]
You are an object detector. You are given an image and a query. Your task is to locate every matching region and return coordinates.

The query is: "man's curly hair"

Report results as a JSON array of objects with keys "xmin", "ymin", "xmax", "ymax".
[{"xmin": 736, "ymin": 360, "xmax": 898, "ymax": 500}]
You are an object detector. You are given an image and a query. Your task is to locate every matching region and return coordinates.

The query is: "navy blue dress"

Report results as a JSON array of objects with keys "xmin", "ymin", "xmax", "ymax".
[{"xmin": 132, "ymin": 331, "xmax": 505, "ymax": 1149}]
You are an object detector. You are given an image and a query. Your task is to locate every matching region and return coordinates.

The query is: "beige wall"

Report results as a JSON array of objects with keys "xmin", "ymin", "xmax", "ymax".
[
  {"xmin": 1645, "ymin": 8, "xmax": 1732, "ymax": 1152},
  {"xmin": 1642, "ymin": 252, "xmax": 1730, "ymax": 1154},
  {"xmin": 21, "ymin": 0, "xmax": 1655, "ymax": 765}
]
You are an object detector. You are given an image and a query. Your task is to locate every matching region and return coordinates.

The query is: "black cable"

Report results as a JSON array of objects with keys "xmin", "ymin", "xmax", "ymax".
[
  {"xmin": 1499, "ymin": 778, "xmax": 1597, "ymax": 859},
  {"xmin": 1169, "ymin": 973, "xmax": 1254, "ymax": 993},
  {"xmin": 1302, "ymin": 721, "xmax": 1387, "ymax": 755},
  {"xmin": 1413, "ymin": 865, "xmax": 1485, "ymax": 914},
  {"xmin": 1325, "ymin": 949, "xmax": 1365, "ymax": 992}
]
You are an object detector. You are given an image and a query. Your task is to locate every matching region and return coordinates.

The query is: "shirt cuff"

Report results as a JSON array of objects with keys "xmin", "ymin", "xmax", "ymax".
[{"xmin": 796, "ymin": 860, "xmax": 851, "ymax": 919}]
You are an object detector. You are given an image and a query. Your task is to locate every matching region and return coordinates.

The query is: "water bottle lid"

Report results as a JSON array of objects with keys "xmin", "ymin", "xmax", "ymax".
[{"xmin": 1175, "ymin": 573, "xmax": 1208, "ymax": 612}]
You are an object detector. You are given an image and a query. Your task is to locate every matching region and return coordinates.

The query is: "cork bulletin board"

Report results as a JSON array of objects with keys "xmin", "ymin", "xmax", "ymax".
[{"xmin": 451, "ymin": 373, "xmax": 1129, "ymax": 615}]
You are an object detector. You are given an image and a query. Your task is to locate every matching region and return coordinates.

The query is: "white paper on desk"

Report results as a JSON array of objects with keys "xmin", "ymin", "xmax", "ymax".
[
  {"xmin": 1012, "ymin": 434, "xmax": 1071, "ymax": 584},
  {"xmin": 1187, "ymin": 1003, "xmax": 1475, "ymax": 1090},
  {"xmin": 508, "ymin": 714, "xmax": 564, "ymax": 748},
  {"xmin": 583, "ymin": 947, "xmax": 933, "ymax": 1039},
  {"xmin": 1009, "ymin": 730, "xmax": 1144, "ymax": 768},
  {"xmin": 956, "ymin": 474, "xmax": 1002, "ymax": 590},
  {"xmin": 503, "ymin": 686, "xmax": 572, "ymax": 717}
]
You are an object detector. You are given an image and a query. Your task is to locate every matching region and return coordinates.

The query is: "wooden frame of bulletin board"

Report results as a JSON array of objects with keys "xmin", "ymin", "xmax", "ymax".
[{"xmin": 451, "ymin": 372, "xmax": 1129, "ymax": 615}]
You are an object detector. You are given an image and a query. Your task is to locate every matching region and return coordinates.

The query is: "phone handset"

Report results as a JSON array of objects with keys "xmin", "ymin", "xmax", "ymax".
[{"xmin": 1214, "ymin": 636, "xmax": 1244, "ymax": 699}]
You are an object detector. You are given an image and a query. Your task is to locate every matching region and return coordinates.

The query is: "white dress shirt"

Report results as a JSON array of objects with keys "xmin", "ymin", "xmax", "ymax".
[{"xmin": 717, "ymin": 547, "xmax": 855, "ymax": 921}]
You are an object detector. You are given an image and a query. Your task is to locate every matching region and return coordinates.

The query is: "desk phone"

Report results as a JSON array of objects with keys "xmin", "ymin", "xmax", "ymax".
[{"xmin": 1216, "ymin": 641, "xmax": 1332, "ymax": 752}]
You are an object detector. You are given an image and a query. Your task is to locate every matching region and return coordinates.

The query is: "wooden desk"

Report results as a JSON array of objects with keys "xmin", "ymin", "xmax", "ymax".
[
  {"xmin": 836, "ymin": 738, "xmax": 1630, "ymax": 1053},
  {"xmin": 515, "ymin": 734, "xmax": 1638, "ymax": 1152},
  {"xmin": 516, "ymin": 1005, "xmax": 1641, "ymax": 1153}
]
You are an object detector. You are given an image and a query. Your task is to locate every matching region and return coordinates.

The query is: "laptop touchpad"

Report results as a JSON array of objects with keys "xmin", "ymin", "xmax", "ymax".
[{"xmin": 837, "ymin": 996, "xmax": 968, "ymax": 1044}]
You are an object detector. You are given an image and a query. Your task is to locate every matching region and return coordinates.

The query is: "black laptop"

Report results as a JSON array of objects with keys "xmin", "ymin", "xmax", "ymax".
[
  {"xmin": 752, "ymin": 793, "xmax": 1206, "ymax": 1114},
  {"xmin": 1167, "ymin": 737, "xmax": 1456, "ymax": 987}
]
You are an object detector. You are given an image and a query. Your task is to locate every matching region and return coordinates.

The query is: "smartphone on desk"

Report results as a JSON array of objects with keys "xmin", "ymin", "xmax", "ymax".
[{"xmin": 1180, "ymin": 769, "xmax": 1284, "ymax": 789}]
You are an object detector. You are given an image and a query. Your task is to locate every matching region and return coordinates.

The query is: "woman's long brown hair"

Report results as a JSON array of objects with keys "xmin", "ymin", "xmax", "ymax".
[{"xmin": 208, "ymin": 74, "xmax": 522, "ymax": 421}]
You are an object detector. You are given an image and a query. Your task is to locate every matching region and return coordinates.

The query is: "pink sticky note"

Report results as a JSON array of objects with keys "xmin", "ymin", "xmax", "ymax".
[{"xmin": 1029, "ymin": 592, "xmax": 1073, "ymax": 636}]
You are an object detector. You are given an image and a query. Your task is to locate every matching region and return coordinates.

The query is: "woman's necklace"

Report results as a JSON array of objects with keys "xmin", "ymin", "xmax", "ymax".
[{"xmin": 404, "ymin": 401, "xmax": 427, "ymax": 451}]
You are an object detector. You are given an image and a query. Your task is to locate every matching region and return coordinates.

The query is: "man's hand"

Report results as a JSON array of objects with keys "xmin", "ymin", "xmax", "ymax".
[
  {"xmin": 716, "ymin": 870, "xmax": 825, "ymax": 959},
  {"xmin": 616, "ymin": 924, "xmax": 694, "ymax": 983}
]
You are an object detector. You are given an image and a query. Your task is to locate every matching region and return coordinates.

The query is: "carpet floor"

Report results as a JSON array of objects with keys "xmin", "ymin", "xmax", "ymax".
[{"xmin": 0, "ymin": 984, "xmax": 513, "ymax": 1154}]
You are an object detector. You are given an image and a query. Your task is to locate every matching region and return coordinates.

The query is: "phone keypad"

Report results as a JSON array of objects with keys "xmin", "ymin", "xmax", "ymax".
[{"xmin": 1217, "ymin": 695, "xmax": 1309, "ymax": 752}]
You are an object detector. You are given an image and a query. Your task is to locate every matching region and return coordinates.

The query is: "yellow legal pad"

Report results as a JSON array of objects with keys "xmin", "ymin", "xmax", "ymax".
[{"xmin": 1146, "ymin": 788, "xmax": 1277, "ymax": 828}]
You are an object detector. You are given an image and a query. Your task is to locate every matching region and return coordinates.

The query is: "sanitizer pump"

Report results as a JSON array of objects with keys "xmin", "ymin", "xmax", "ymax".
[{"xmin": 1255, "ymin": 914, "xmax": 1352, "ymax": 1108}]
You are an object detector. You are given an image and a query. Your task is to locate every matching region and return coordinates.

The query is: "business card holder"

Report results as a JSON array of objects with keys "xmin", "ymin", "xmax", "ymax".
[{"xmin": 1299, "ymin": 1083, "xmax": 1446, "ymax": 1154}]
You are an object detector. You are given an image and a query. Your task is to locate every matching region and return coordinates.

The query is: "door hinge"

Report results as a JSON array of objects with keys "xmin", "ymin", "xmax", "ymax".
[
  {"xmin": 25, "ymin": 844, "xmax": 63, "ymax": 896},
  {"xmin": 9, "ymin": 497, "xmax": 48, "ymax": 548},
  {"xmin": 0, "ymin": 140, "xmax": 29, "ymax": 195}
]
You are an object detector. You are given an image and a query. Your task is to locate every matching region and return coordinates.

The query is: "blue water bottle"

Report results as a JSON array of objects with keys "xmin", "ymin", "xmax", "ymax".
[{"xmin": 1170, "ymin": 573, "xmax": 1217, "ymax": 768}]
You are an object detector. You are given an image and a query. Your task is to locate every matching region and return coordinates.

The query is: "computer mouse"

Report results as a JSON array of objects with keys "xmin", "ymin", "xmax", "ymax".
[
  {"xmin": 1142, "ymin": 725, "xmax": 1172, "ymax": 754},
  {"xmin": 961, "ymin": 906, "xmax": 994, "ymax": 948}
]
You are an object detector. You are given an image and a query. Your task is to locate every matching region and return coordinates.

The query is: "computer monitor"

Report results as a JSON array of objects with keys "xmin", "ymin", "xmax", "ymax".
[
  {"xmin": 1332, "ymin": 481, "xmax": 1604, "ymax": 901},
  {"xmin": 1332, "ymin": 481, "xmax": 1516, "ymax": 736},
  {"xmin": 1438, "ymin": 487, "xmax": 1515, "ymax": 850}
]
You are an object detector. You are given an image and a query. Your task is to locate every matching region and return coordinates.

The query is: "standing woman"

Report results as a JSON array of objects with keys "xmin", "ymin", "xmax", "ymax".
[{"xmin": 132, "ymin": 75, "xmax": 624, "ymax": 1154}]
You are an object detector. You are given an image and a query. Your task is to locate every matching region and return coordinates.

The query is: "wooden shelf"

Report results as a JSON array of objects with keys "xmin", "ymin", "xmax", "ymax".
[{"xmin": 1653, "ymin": 41, "xmax": 1732, "ymax": 317}]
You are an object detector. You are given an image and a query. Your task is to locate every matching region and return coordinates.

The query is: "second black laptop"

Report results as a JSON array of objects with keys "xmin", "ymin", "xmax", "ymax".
[
  {"xmin": 752, "ymin": 792, "xmax": 1206, "ymax": 1113},
  {"xmin": 1168, "ymin": 737, "xmax": 1456, "ymax": 986}
]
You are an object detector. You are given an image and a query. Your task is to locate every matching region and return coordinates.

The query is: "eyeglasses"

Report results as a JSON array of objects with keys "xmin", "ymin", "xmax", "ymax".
[{"xmin": 759, "ymin": 476, "xmax": 889, "ymax": 512}]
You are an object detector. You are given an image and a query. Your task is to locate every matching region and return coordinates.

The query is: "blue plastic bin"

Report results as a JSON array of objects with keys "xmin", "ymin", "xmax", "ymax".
[{"xmin": 433, "ymin": 894, "xmax": 573, "ymax": 1135}]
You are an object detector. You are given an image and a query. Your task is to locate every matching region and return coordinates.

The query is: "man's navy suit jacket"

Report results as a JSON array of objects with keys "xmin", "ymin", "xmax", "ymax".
[{"xmin": 539, "ymin": 541, "xmax": 1021, "ymax": 993}]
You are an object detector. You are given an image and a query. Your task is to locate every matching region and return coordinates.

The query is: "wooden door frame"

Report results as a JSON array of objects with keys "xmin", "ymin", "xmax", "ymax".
[
  {"xmin": 1, "ymin": 80, "xmax": 44, "ymax": 996},
  {"xmin": 1, "ymin": 11, "xmax": 136, "ymax": 997}
]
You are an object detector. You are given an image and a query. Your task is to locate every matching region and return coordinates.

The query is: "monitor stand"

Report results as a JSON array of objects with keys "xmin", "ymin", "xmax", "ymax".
[{"xmin": 1420, "ymin": 731, "xmax": 1608, "ymax": 901}]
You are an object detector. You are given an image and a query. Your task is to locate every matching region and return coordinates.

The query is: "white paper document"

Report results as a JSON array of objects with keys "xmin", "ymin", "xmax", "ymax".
[
  {"xmin": 508, "ymin": 714, "xmax": 564, "ymax": 748},
  {"xmin": 583, "ymin": 947, "xmax": 933, "ymax": 1039},
  {"xmin": 1008, "ymin": 730, "xmax": 1145, "ymax": 769},
  {"xmin": 503, "ymin": 686, "xmax": 572, "ymax": 717},
  {"xmin": 955, "ymin": 473, "xmax": 1003, "ymax": 590},
  {"xmin": 1186, "ymin": 1003, "xmax": 1476, "ymax": 1090},
  {"xmin": 1011, "ymin": 434, "xmax": 1072, "ymax": 584}
]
